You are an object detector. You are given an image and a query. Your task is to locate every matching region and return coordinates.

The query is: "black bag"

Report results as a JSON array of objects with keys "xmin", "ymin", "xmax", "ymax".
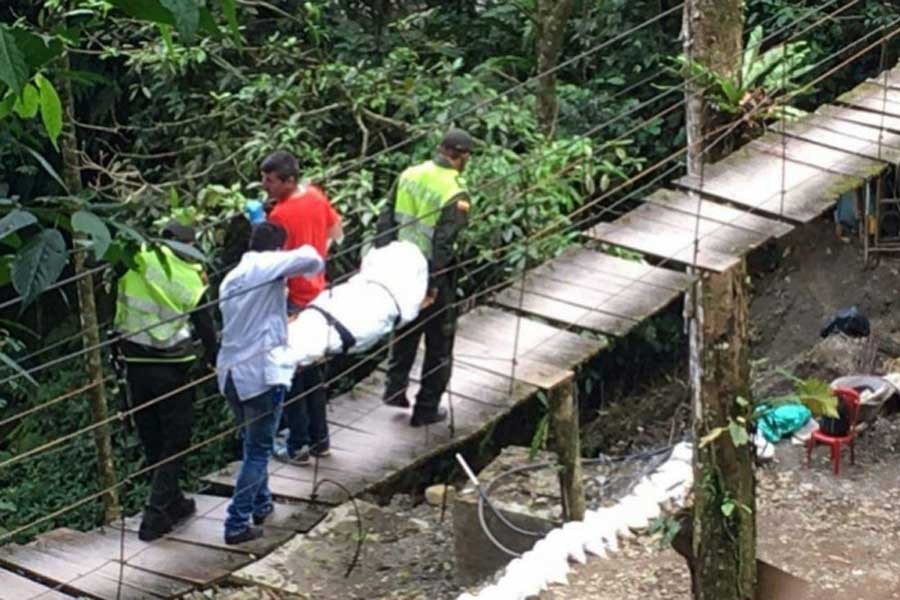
[{"xmin": 820, "ymin": 306, "xmax": 870, "ymax": 339}]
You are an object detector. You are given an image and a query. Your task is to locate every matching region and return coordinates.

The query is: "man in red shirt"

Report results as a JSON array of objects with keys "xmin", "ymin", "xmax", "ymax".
[{"xmin": 261, "ymin": 151, "xmax": 342, "ymax": 465}]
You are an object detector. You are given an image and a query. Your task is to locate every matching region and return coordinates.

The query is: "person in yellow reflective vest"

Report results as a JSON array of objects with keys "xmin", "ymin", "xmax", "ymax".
[
  {"xmin": 374, "ymin": 129, "xmax": 473, "ymax": 426},
  {"xmin": 114, "ymin": 221, "xmax": 217, "ymax": 541}
]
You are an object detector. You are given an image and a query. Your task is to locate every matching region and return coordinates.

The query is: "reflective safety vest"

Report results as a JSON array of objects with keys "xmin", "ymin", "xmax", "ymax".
[
  {"xmin": 394, "ymin": 160, "xmax": 466, "ymax": 259},
  {"xmin": 114, "ymin": 246, "xmax": 206, "ymax": 355}
]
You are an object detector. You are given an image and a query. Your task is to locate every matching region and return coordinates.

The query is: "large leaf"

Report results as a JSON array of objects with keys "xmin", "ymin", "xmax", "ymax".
[
  {"xmin": 741, "ymin": 25, "xmax": 763, "ymax": 87},
  {"xmin": 107, "ymin": 0, "xmax": 215, "ymax": 40},
  {"xmin": 161, "ymin": 0, "xmax": 200, "ymax": 41},
  {"xmin": 0, "ymin": 92, "xmax": 14, "ymax": 119},
  {"xmin": 0, "ymin": 350, "xmax": 36, "ymax": 386},
  {"xmin": 11, "ymin": 228, "xmax": 67, "ymax": 309},
  {"xmin": 219, "ymin": 0, "xmax": 240, "ymax": 39},
  {"xmin": 795, "ymin": 376, "xmax": 839, "ymax": 419},
  {"xmin": 0, "ymin": 209, "xmax": 37, "ymax": 240},
  {"xmin": 35, "ymin": 74, "xmax": 63, "ymax": 149},
  {"xmin": 9, "ymin": 27, "xmax": 63, "ymax": 71},
  {"xmin": 107, "ymin": 0, "xmax": 177, "ymax": 25},
  {"xmin": 71, "ymin": 210, "xmax": 111, "ymax": 260},
  {"xmin": 110, "ymin": 220, "xmax": 147, "ymax": 244},
  {"xmin": 12, "ymin": 139, "xmax": 68, "ymax": 192},
  {"xmin": 12, "ymin": 83, "xmax": 39, "ymax": 119},
  {"xmin": 0, "ymin": 26, "xmax": 27, "ymax": 96}
]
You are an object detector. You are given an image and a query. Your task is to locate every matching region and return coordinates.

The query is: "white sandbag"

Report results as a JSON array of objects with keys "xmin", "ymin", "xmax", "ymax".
[{"xmin": 266, "ymin": 241, "xmax": 427, "ymax": 383}]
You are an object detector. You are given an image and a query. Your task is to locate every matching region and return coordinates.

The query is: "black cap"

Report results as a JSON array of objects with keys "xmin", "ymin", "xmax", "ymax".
[
  {"xmin": 440, "ymin": 128, "xmax": 473, "ymax": 153},
  {"xmin": 162, "ymin": 221, "xmax": 196, "ymax": 244}
]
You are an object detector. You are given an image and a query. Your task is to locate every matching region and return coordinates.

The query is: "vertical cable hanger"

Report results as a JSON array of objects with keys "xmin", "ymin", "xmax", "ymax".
[
  {"xmin": 865, "ymin": 19, "xmax": 891, "ymax": 268},
  {"xmin": 778, "ymin": 31, "xmax": 789, "ymax": 220}
]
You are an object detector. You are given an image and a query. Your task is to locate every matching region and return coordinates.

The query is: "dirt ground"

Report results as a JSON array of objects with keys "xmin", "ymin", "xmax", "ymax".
[
  {"xmin": 750, "ymin": 220, "xmax": 900, "ymax": 367},
  {"xmin": 195, "ymin": 219, "xmax": 900, "ymax": 599}
]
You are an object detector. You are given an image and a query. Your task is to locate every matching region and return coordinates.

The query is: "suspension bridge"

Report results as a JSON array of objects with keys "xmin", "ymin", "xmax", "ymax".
[{"xmin": 1, "ymin": 37, "xmax": 899, "ymax": 600}]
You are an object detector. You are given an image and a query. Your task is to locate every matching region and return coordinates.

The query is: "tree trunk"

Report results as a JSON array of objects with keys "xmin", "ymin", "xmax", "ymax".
[
  {"xmin": 59, "ymin": 53, "xmax": 121, "ymax": 523},
  {"xmin": 683, "ymin": 2, "xmax": 755, "ymax": 599},
  {"xmin": 690, "ymin": 262, "xmax": 756, "ymax": 600},
  {"xmin": 682, "ymin": 0, "xmax": 743, "ymax": 169},
  {"xmin": 535, "ymin": 0, "xmax": 575, "ymax": 139},
  {"xmin": 549, "ymin": 375, "xmax": 585, "ymax": 521}
]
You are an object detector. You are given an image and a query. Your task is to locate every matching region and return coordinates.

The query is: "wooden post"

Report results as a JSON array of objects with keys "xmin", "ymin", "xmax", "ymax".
[
  {"xmin": 59, "ymin": 53, "xmax": 120, "ymax": 523},
  {"xmin": 549, "ymin": 375, "xmax": 585, "ymax": 521}
]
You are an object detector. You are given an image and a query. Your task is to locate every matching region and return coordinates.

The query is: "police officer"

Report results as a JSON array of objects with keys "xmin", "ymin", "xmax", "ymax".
[
  {"xmin": 114, "ymin": 221, "xmax": 217, "ymax": 541},
  {"xmin": 375, "ymin": 129, "xmax": 473, "ymax": 426}
]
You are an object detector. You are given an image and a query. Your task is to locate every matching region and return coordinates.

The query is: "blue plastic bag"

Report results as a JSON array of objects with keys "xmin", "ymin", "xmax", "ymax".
[{"xmin": 756, "ymin": 404, "xmax": 812, "ymax": 443}]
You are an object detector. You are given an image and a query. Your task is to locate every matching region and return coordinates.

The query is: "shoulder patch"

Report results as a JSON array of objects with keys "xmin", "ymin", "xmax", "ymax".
[{"xmin": 457, "ymin": 199, "xmax": 471, "ymax": 213}]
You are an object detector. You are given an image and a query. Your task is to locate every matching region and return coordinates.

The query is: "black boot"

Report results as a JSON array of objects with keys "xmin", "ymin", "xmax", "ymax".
[
  {"xmin": 410, "ymin": 407, "xmax": 448, "ymax": 427},
  {"xmin": 138, "ymin": 507, "xmax": 173, "ymax": 542},
  {"xmin": 168, "ymin": 496, "xmax": 196, "ymax": 526}
]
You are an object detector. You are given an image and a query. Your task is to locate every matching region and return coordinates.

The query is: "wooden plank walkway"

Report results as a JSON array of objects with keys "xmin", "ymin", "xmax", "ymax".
[
  {"xmin": 584, "ymin": 189, "xmax": 790, "ymax": 272},
  {"xmin": 0, "ymin": 496, "xmax": 322, "ymax": 600},
  {"xmin": 837, "ymin": 80, "xmax": 900, "ymax": 119},
  {"xmin": 493, "ymin": 246, "xmax": 691, "ymax": 335},
  {"xmin": 674, "ymin": 78, "xmax": 900, "ymax": 223},
  {"xmin": 4, "ymin": 60, "xmax": 900, "ymax": 600}
]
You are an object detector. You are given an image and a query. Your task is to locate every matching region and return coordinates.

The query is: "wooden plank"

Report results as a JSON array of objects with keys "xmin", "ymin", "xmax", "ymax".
[
  {"xmin": 675, "ymin": 164, "xmax": 859, "ymax": 223},
  {"xmin": 497, "ymin": 276, "xmax": 678, "ymax": 323},
  {"xmin": 456, "ymin": 307, "xmax": 603, "ymax": 367},
  {"xmin": 494, "ymin": 290, "xmax": 639, "ymax": 336},
  {"xmin": 0, "ymin": 567, "xmax": 71, "ymax": 600},
  {"xmin": 376, "ymin": 356, "xmax": 536, "ymax": 408},
  {"xmin": 678, "ymin": 148, "xmax": 863, "ymax": 222},
  {"xmin": 672, "ymin": 133, "xmax": 870, "ymax": 222},
  {"xmin": 190, "ymin": 494, "xmax": 325, "ymax": 533},
  {"xmin": 0, "ymin": 540, "xmax": 190, "ymax": 600},
  {"xmin": 750, "ymin": 133, "xmax": 886, "ymax": 179},
  {"xmin": 555, "ymin": 246, "xmax": 691, "ymax": 291},
  {"xmin": 818, "ymin": 104, "xmax": 900, "ymax": 136},
  {"xmin": 585, "ymin": 221, "xmax": 740, "ymax": 272},
  {"xmin": 203, "ymin": 463, "xmax": 345, "ymax": 505},
  {"xmin": 450, "ymin": 333, "xmax": 575, "ymax": 390},
  {"xmin": 42, "ymin": 528, "xmax": 248, "ymax": 587},
  {"xmin": 530, "ymin": 259, "xmax": 686, "ymax": 302},
  {"xmin": 649, "ymin": 188, "xmax": 793, "ymax": 237},
  {"xmin": 116, "ymin": 514, "xmax": 295, "ymax": 557},
  {"xmin": 866, "ymin": 65, "xmax": 900, "ymax": 91},
  {"xmin": 625, "ymin": 202, "xmax": 774, "ymax": 255},
  {"xmin": 786, "ymin": 114, "xmax": 900, "ymax": 164},
  {"xmin": 837, "ymin": 81, "xmax": 900, "ymax": 118}
]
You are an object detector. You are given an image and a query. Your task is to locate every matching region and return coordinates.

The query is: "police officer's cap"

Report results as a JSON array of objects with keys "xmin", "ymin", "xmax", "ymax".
[{"xmin": 440, "ymin": 129, "xmax": 473, "ymax": 154}]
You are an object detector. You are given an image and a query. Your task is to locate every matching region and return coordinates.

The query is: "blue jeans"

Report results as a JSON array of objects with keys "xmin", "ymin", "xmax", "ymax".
[
  {"xmin": 224, "ymin": 377, "xmax": 284, "ymax": 536},
  {"xmin": 284, "ymin": 364, "xmax": 329, "ymax": 455}
]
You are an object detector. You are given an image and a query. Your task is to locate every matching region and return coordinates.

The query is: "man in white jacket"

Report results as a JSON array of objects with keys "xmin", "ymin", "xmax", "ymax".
[{"xmin": 217, "ymin": 222, "xmax": 323, "ymax": 545}]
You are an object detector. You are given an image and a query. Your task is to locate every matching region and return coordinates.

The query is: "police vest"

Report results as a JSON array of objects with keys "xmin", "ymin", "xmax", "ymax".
[
  {"xmin": 114, "ymin": 246, "xmax": 206, "ymax": 355},
  {"xmin": 394, "ymin": 160, "xmax": 466, "ymax": 259}
]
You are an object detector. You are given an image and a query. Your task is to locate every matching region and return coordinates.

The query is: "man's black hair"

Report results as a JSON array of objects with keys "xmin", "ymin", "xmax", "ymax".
[
  {"xmin": 249, "ymin": 222, "xmax": 287, "ymax": 252},
  {"xmin": 260, "ymin": 150, "xmax": 299, "ymax": 181}
]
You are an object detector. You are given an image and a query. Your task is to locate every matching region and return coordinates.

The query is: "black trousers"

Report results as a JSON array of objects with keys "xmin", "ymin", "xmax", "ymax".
[
  {"xmin": 126, "ymin": 361, "xmax": 194, "ymax": 515},
  {"xmin": 384, "ymin": 284, "xmax": 457, "ymax": 414}
]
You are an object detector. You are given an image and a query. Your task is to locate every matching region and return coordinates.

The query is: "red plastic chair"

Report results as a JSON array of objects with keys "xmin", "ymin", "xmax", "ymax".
[{"xmin": 805, "ymin": 386, "xmax": 861, "ymax": 475}]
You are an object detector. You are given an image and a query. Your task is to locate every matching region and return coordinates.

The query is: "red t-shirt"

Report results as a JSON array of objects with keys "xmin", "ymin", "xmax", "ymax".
[{"xmin": 268, "ymin": 184, "xmax": 339, "ymax": 307}]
